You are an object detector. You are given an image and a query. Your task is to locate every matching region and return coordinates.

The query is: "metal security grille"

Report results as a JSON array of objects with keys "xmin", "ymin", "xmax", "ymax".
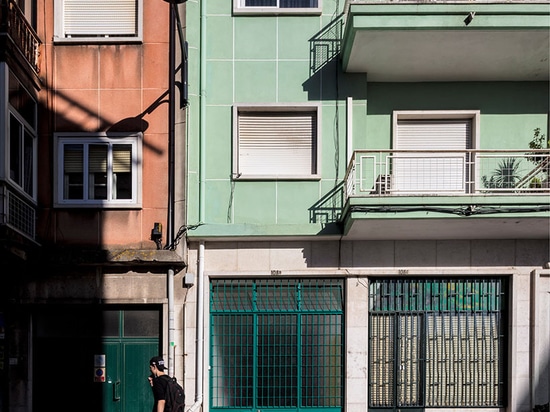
[
  {"xmin": 210, "ymin": 278, "xmax": 344, "ymax": 412},
  {"xmin": 368, "ymin": 278, "xmax": 506, "ymax": 409}
]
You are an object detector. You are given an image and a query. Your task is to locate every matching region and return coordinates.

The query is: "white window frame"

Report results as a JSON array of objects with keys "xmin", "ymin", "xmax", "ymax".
[
  {"xmin": 53, "ymin": 0, "xmax": 143, "ymax": 43},
  {"xmin": 233, "ymin": 104, "xmax": 321, "ymax": 180},
  {"xmin": 54, "ymin": 132, "xmax": 142, "ymax": 208},
  {"xmin": 233, "ymin": 0, "xmax": 321, "ymax": 15},
  {"xmin": 1, "ymin": 65, "xmax": 38, "ymax": 202}
]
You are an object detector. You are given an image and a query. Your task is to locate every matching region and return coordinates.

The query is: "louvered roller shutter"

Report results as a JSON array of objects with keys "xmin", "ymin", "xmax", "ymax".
[
  {"xmin": 393, "ymin": 119, "xmax": 471, "ymax": 193},
  {"xmin": 113, "ymin": 145, "xmax": 132, "ymax": 173},
  {"xmin": 238, "ymin": 111, "xmax": 316, "ymax": 176},
  {"xmin": 63, "ymin": 145, "xmax": 83, "ymax": 173},
  {"xmin": 89, "ymin": 145, "xmax": 108, "ymax": 173},
  {"xmin": 64, "ymin": 0, "xmax": 137, "ymax": 37}
]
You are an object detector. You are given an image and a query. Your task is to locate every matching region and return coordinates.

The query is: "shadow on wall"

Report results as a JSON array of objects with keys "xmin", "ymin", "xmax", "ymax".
[
  {"xmin": 309, "ymin": 181, "xmax": 344, "ymax": 226},
  {"xmin": 304, "ymin": 14, "xmax": 368, "ymax": 102}
]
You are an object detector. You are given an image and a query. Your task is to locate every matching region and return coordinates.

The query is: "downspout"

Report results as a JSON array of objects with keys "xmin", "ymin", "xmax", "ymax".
[
  {"xmin": 188, "ymin": 241, "xmax": 205, "ymax": 412},
  {"xmin": 198, "ymin": 0, "xmax": 207, "ymax": 222},
  {"xmin": 168, "ymin": 267, "xmax": 176, "ymax": 378},
  {"xmin": 346, "ymin": 96, "xmax": 353, "ymax": 164},
  {"xmin": 188, "ymin": 0, "xmax": 207, "ymax": 409}
]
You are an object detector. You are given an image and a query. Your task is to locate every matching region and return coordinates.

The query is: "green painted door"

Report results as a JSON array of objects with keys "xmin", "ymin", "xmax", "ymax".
[
  {"xmin": 102, "ymin": 340, "xmax": 158, "ymax": 412},
  {"xmin": 33, "ymin": 305, "xmax": 161, "ymax": 412},
  {"xmin": 102, "ymin": 309, "xmax": 160, "ymax": 412}
]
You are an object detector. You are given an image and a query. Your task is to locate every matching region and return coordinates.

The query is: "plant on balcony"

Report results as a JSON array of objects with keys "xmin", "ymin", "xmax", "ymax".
[
  {"xmin": 526, "ymin": 127, "xmax": 549, "ymax": 188},
  {"xmin": 482, "ymin": 157, "xmax": 521, "ymax": 189}
]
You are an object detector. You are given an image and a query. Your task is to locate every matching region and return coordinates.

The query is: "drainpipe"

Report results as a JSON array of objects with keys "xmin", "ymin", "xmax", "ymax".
[
  {"xmin": 198, "ymin": 0, "xmax": 207, "ymax": 222},
  {"xmin": 188, "ymin": 0, "xmax": 207, "ymax": 409},
  {"xmin": 168, "ymin": 267, "xmax": 176, "ymax": 377},
  {"xmin": 188, "ymin": 241, "xmax": 204, "ymax": 412},
  {"xmin": 346, "ymin": 96, "xmax": 353, "ymax": 164}
]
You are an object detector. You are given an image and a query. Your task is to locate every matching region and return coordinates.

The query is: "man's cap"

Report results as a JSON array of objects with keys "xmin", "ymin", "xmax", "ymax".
[{"xmin": 149, "ymin": 356, "xmax": 166, "ymax": 371}]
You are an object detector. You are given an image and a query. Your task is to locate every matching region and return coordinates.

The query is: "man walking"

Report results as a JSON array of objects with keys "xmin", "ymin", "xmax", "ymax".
[{"xmin": 149, "ymin": 356, "xmax": 169, "ymax": 412}]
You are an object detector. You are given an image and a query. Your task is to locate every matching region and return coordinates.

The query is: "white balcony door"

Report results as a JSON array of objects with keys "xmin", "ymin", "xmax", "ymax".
[{"xmin": 393, "ymin": 119, "xmax": 471, "ymax": 194}]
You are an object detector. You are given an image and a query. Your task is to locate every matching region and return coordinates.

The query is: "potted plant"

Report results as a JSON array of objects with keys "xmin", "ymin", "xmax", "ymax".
[{"xmin": 526, "ymin": 127, "xmax": 549, "ymax": 189}]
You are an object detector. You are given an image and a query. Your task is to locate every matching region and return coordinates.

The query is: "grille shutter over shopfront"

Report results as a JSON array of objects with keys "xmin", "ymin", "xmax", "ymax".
[
  {"xmin": 210, "ymin": 278, "xmax": 344, "ymax": 412},
  {"xmin": 368, "ymin": 277, "xmax": 506, "ymax": 410}
]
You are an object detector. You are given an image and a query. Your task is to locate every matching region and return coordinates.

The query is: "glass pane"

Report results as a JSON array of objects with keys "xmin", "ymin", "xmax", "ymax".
[
  {"xmin": 89, "ymin": 144, "xmax": 107, "ymax": 173},
  {"xmin": 9, "ymin": 71, "xmax": 36, "ymax": 128},
  {"xmin": 245, "ymin": 0, "xmax": 276, "ymax": 6},
  {"xmin": 256, "ymin": 279, "xmax": 298, "ymax": 311},
  {"xmin": 112, "ymin": 144, "xmax": 132, "ymax": 199},
  {"xmin": 89, "ymin": 144, "xmax": 108, "ymax": 200},
  {"xmin": 211, "ymin": 314, "xmax": 254, "ymax": 407},
  {"xmin": 113, "ymin": 172, "xmax": 132, "ymax": 199},
  {"xmin": 24, "ymin": 129, "xmax": 34, "ymax": 196},
  {"xmin": 211, "ymin": 280, "xmax": 254, "ymax": 311},
  {"xmin": 64, "ymin": 144, "xmax": 84, "ymax": 199},
  {"xmin": 281, "ymin": 0, "xmax": 318, "ymax": 7},
  {"xmin": 123, "ymin": 310, "xmax": 160, "ymax": 337},
  {"xmin": 113, "ymin": 144, "xmax": 132, "ymax": 172},
  {"xmin": 9, "ymin": 114, "xmax": 21, "ymax": 184},
  {"xmin": 102, "ymin": 310, "xmax": 120, "ymax": 337},
  {"xmin": 257, "ymin": 314, "xmax": 298, "ymax": 407},
  {"xmin": 301, "ymin": 314, "xmax": 342, "ymax": 407},
  {"xmin": 301, "ymin": 279, "xmax": 343, "ymax": 311}
]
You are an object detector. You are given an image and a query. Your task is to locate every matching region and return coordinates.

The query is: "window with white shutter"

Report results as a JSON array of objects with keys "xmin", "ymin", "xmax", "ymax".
[
  {"xmin": 233, "ymin": 105, "xmax": 320, "ymax": 180},
  {"xmin": 392, "ymin": 111, "xmax": 479, "ymax": 194},
  {"xmin": 54, "ymin": 133, "xmax": 142, "ymax": 208},
  {"xmin": 54, "ymin": 0, "xmax": 143, "ymax": 43}
]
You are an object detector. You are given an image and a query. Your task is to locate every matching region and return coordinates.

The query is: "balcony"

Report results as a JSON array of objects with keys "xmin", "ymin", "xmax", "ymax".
[
  {"xmin": 0, "ymin": 0, "xmax": 41, "ymax": 76},
  {"xmin": 341, "ymin": 1, "xmax": 550, "ymax": 81},
  {"xmin": 342, "ymin": 150, "xmax": 550, "ymax": 240},
  {"xmin": 0, "ymin": 182, "xmax": 37, "ymax": 262}
]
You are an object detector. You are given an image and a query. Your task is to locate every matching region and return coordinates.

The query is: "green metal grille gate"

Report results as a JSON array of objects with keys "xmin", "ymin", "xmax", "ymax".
[
  {"xmin": 368, "ymin": 277, "xmax": 506, "ymax": 410},
  {"xmin": 210, "ymin": 278, "xmax": 344, "ymax": 412}
]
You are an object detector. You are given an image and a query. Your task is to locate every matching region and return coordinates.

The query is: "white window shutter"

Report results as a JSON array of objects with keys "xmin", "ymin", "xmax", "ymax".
[
  {"xmin": 394, "ymin": 119, "xmax": 471, "ymax": 193},
  {"xmin": 64, "ymin": 0, "xmax": 137, "ymax": 36},
  {"xmin": 238, "ymin": 112, "xmax": 316, "ymax": 176},
  {"xmin": 397, "ymin": 120, "xmax": 471, "ymax": 151}
]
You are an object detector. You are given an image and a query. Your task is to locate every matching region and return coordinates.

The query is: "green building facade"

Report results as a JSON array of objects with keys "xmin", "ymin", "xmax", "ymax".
[{"xmin": 181, "ymin": 1, "xmax": 549, "ymax": 412}]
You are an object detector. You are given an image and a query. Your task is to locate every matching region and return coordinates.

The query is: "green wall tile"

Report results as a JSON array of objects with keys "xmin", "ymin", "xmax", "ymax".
[
  {"xmin": 206, "ymin": 16, "xmax": 233, "ymax": 60},
  {"xmin": 278, "ymin": 17, "xmax": 321, "ymax": 60},
  {"xmin": 235, "ymin": 17, "xmax": 277, "ymax": 60},
  {"xmin": 277, "ymin": 60, "xmax": 311, "ymax": 102},
  {"xmin": 204, "ymin": 106, "xmax": 232, "ymax": 179},
  {"xmin": 233, "ymin": 182, "xmax": 277, "ymax": 224},
  {"xmin": 205, "ymin": 60, "xmax": 234, "ymax": 104},
  {"xmin": 276, "ymin": 181, "xmax": 321, "ymax": 224},
  {"xmin": 234, "ymin": 61, "xmax": 277, "ymax": 102}
]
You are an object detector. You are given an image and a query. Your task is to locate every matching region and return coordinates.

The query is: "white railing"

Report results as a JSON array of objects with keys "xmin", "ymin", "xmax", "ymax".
[{"xmin": 344, "ymin": 150, "xmax": 550, "ymax": 199}]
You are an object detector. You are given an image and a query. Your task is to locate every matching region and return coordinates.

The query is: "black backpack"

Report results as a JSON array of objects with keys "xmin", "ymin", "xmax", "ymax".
[{"xmin": 160, "ymin": 375, "xmax": 185, "ymax": 412}]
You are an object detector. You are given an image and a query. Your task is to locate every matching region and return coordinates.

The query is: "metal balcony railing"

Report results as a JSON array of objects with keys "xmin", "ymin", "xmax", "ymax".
[
  {"xmin": 0, "ymin": 0, "xmax": 41, "ymax": 73},
  {"xmin": 0, "ymin": 183, "xmax": 36, "ymax": 241},
  {"xmin": 344, "ymin": 150, "xmax": 550, "ymax": 199}
]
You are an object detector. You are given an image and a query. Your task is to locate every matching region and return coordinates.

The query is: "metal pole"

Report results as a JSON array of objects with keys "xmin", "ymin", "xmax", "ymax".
[
  {"xmin": 167, "ymin": 3, "xmax": 176, "ymax": 247},
  {"xmin": 167, "ymin": 2, "xmax": 176, "ymax": 378}
]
